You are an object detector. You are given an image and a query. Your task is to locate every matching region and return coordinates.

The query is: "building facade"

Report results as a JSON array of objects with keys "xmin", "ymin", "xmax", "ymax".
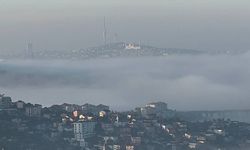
[
  {"xmin": 0, "ymin": 95, "xmax": 12, "ymax": 109},
  {"xmin": 25, "ymin": 104, "xmax": 42, "ymax": 117},
  {"xmin": 73, "ymin": 121, "xmax": 96, "ymax": 141}
]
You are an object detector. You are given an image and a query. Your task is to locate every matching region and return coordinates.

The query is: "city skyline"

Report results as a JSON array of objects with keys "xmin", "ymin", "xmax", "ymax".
[{"xmin": 1, "ymin": 1, "xmax": 250, "ymax": 150}]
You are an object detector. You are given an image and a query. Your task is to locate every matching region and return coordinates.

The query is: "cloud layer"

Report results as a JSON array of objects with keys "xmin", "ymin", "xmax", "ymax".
[{"xmin": 1, "ymin": 54, "xmax": 250, "ymax": 110}]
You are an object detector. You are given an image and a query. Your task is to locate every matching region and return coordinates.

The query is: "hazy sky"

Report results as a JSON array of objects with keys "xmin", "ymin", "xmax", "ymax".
[{"xmin": 0, "ymin": 0, "xmax": 250, "ymax": 51}]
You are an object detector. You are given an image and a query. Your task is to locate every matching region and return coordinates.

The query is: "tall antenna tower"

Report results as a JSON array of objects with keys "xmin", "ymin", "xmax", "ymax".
[
  {"xmin": 103, "ymin": 17, "xmax": 107, "ymax": 45},
  {"xmin": 27, "ymin": 42, "xmax": 34, "ymax": 59}
]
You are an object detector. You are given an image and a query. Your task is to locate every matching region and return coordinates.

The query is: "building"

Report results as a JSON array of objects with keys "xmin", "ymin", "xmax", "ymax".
[
  {"xmin": 125, "ymin": 43, "xmax": 141, "ymax": 50},
  {"xmin": 131, "ymin": 137, "xmax": 141, "ymax": 145},
  {"xmin": 0, "ymin": 94, "xmax": 12, "ymax": 109},
  {"xmin": 25, "ymin": 103, "xmax": 42, "ymax": 117},
  {"xmin": 140, "ymin": 102, "xmax": 176, "ymax": 119},
  {"xmin": 113, "ymin": 145, "xmax": 121, "ymax": 150},
  {"xmin": 82, "ymin": 103, "xmax": 109, "ymax": 115},
  {"xmin": 60, "ymin": 103, "xmax": 110, "ymax": 116},
  {"xmin": 73, "ymin": 121, "xmax": 96, "ymax": 141},
  {"xmin": 141, "ymin": 102, "xmax": 168, "ymax": 116},
  {"xmin": 16, "ymin": 100, "xmax": 25, "ymax": 109},
  {"xmin": 126, "ymin": 145, "xmax": 134, "ymax": 150},
  {"xmin": 61, "ymin": 103, "xmax": 81, "ymax": 112},
  {"xmin": 146, "ymin": 102, "xmax": 168, "ymax": 112},
  {"xmin": 96, "ymin": 104, "xmax": 109, "ymax": 112}
]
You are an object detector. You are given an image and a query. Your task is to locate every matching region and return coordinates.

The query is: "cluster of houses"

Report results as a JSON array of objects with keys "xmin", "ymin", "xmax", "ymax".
[
  {"xmin": 1, "ymin": 94, "xmax": 250, "ymax": 150},
  {"xmin": 0, "ymin": 94, "xmax": 42, "ymax": 117}
]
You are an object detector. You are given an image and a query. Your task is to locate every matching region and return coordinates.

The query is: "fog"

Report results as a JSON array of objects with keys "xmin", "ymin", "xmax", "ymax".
[
  {"xmin": 1, "ymin": 54, "xmax": 250, "ymax": 110},
  {"xmin": 0, "ymin": 0, "xmax": 250, "ymax": 51}
]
